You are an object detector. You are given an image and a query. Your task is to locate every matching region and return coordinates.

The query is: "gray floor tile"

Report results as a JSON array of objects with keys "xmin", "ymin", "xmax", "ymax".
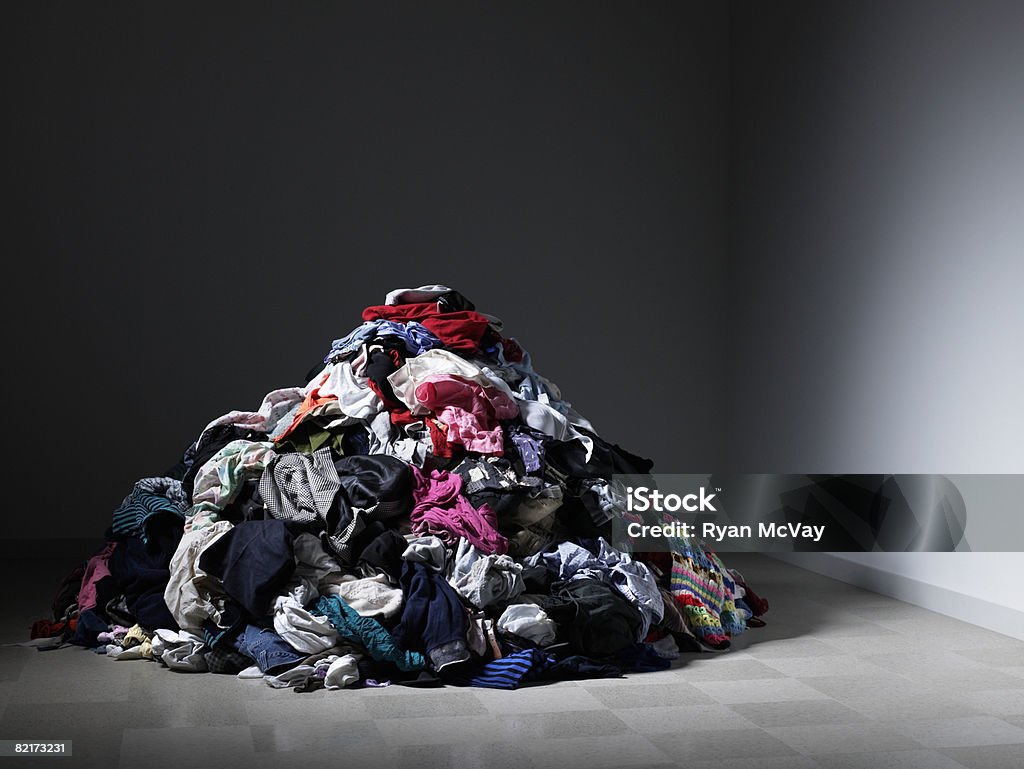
[
  {"xmin": 760, "ymin": 654, "xmax": 892, "ymax": 678},
  {"xmin": 747, "ymin": 638, "xmax": 844, "ymax": 659},
  {"xmin": 520, "ymin": 733, "xmax": 671, "ymax": 769},
  {"xmin": 821, "ymin": 635, "xmax": 958, "ymax": 655},
  {"xmin": 939, "ymin": 744, "xmax": 1024, "ymax": 769},
  {"xmin": 246, "ymin": 693, "xmax": 371, "ymax": 724},
  {"xmin": 765, "ymin": 722, "xmax": 920, "ymax": 754},
  {"xmin": 647, "ymin": 727, "xmax": 798, "ymax": 762},
  {"xmin": 391, "ymin": 741, "xmax": 537, "ymax": 769},
  {"xmin": 576, "ymin": 671, "xmax": 678, "ymax": 687},
  {"xmin": 0, "ymin": 646, "xmax": 31, "ymax": 681},
  {"xmin": 582, "ymin": 681, "xmax": 714, "ymax": 709},
  {"xmin": 889, "ymin": 715, "xmax": 1024, "ymax": 748},
  {"xmin": 250, "ymin": 719, "xmax": 381, "ymax": 752},
  {"xmin": 799, "ymin": 674, "xmax": 928, "ymax": 703},
  {"xmin": 804, "ymin": 622, "xmax": 902, "ymax": 641},
  {"xmin": 119, "ymin": 725, "xmax": 255, "ymax": 767},
  {"xmin": 2, "ymin": 549, "xmax": 1022, "ymax": 768},
  {"xmin": 473, "ymin": 684, "xmax": 607, "ymax": 714},
  {"xmin": 915, "ymin": 668, "xmax": 1024, "ymax": 693},
  {"xmin": 371, "ymin": 714, "xmax": 503, "ymax": 745},
  {"xmin": 954, "ymin": 648, "xmax": 1024, "ymax": 668},
  {"xmin": 672, "ymin": 657, "xmax": 787, "ymax": 682},
  {"xmin": 685, "ymin": 758, "xmax": 823, "ymax": 769},
  {"xmin": 847, "ymin": 695, "xmax": 985, "ymax": 721},
  {"xmin": 859, "ymin": 650, "xmax": 990, "ymax": 676},
  {"xmin": 693, "ymin": 677, "xmax": 831, "ymax": 704},
  {"xmin": 495, "ymin": 709, "xmax": 632, "ymax": 739},
  {"xmin": 612, "ymin": 703, "xmax": 758, "ymax": 734},
  {"xmin": 243, "ymin": 744, "xmax": 401, "ymax": 769},
  {"xmin": 961, "ymin": 688, "xmax": 1024, "ymax": 716},
  {"xmin": 843, "ymin": 603, "xmax": 947, "ymax": 622},
  {"xmin": 813, "ymin": 749, "xmax": 969, "ymax": 769},
  {"xmin": 363, "ymin": 689, "xmax": 483, "ymax": 718},
  {"xmin": 54, "ymin": 730, "xmax": 126, "ymax": 767},
  {"xmin": 729, "ymin": 699, "xmax": 869, "ymax": 727},
  {"xmin": 800, "ymin": 675, "xmax": 984, "ymax": 720}
]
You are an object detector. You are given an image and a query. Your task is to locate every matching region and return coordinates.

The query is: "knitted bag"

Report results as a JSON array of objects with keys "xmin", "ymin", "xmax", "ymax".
[{"xmin": 668, "ymin": 537, "xmax": 745, "ymax": 649}]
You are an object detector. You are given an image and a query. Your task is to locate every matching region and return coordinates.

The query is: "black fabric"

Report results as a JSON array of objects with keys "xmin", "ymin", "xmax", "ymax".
[
  {"xmin": 436, "ymin": 290, "xmax": 476, "ymax": 313},
  {"xmin": 465, "ymin": 489, "xmax": 524, "ymax": 518},
  {"xmin": 520, "ymin": 565, "xmax": 555, "ymax": 594},
  {"xmin": 392, "ymin": 561, "xmax": 469, "ymax": 661},
  {"xmin": 333, "ymin": 455, "xmax": 414, "ymax": 521},
  {"xmin": 204, "ymin": 647, "xmax": 252, "ymax": 674},
  {"xmin": 107, "ymin": 516, "xmax": 183, "ymax": 631},
  {"xmin": 198, "ymin": 520, "xmax": 295, "ymax": 620},
  {"xmin": 544, "ymin": 430, "xmax": 654, "ymax": 481},
  {"xmin": 218, "ymin": 479, "xmax": 265, "ymax": 523},
  {"xmin": 51, "ymin": 562, "xmax": 86, "ymax": 621},
  {"xmin": 395, "ymin": 670, "xmax": 445, "ymax": 688},
  {"xmin": 542, "ymin": 655, "xmax": 622, "ymax": 681},
  {"xmin": 512, "ymin": 593, "xmax": 576, "ymax": 629},
  {"xmin": 356, "ymin": 529, "xmax": 408, "ymax": 583},
  {"xmin": 103, "ymin": 594, "xmax": 134, "ymax": 627},
  {"xmin": 554, "ymin": 495, "xmax": 612, "ymax": 540},
  {"xmin": 341, "ymin": 429, "xmax": 371, "ymax": 457},
  {"xmin": 612, "ymin": 643, "xmax": 672, "ymax": 672},
  {"xmin": 339, "ymin": 521, "xmax": 391, "ymax": 568},
  {"xmin": 547, "ymin": 578, "xmax": 643, "ymax": 657},
  {"xmin": 364, "ymin": 348, "xmax": 402, "ymax": 407}
]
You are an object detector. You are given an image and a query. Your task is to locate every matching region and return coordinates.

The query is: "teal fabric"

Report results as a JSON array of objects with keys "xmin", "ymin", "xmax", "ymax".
[{"xmin": 315, "ymin": 595, "xmax": 425, "ymax": 672}]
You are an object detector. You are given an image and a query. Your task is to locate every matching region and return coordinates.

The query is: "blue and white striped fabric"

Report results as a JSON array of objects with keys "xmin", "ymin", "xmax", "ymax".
[{"xmin": 445, "ymin": 648, "xmax": 550, "ymax": 689}]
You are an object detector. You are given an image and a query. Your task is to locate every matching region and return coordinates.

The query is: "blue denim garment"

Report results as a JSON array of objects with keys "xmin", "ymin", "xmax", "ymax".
[{"xmin": 233, "ymin": 624, "xmax": 306, "ymax": 674}]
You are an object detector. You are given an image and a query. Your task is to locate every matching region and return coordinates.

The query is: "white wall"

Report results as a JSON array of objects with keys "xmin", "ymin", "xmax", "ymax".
[
  {"xmin": 730, "ymin": 0, "xmax": 1024, "ymax": 638},
  {"xmin": 778, "ymin": 552, "xmax": 1024, "ymax": 640}
]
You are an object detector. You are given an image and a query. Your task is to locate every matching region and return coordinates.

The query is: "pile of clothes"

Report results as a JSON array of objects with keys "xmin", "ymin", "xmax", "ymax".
[{"xmin": 32, "ymin": 286, "xmax": 768, "ymax": 691}]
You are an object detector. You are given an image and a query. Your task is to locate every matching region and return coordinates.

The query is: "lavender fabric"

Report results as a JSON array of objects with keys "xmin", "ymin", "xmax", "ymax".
[{"xmin": 325, "ymin": 320, "xmax": 442, "ymax": 362}]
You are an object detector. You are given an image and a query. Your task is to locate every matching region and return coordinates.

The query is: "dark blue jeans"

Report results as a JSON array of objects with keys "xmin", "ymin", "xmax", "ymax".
[{"xmin": 233, "ymin": 624, "xmax": 305, "ymax": 674}]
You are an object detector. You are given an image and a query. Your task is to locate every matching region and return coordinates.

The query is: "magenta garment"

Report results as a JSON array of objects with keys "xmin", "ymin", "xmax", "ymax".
[
  {"xmin": 414, "ymin": 375, "xmax": 519, "ymax": 455},
  {"xmin": 410, "ymin": 467, "xmax": 508, "ymax": 555},
  {"xmin": 77, "ymin": 542, "xmax": 117, "ymax": 611}
]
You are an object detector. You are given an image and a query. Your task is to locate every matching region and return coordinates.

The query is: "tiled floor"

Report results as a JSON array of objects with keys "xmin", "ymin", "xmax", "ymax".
[{"xmin": 1, "ymin": 553, "xmax": 1022, "ymax": 769}]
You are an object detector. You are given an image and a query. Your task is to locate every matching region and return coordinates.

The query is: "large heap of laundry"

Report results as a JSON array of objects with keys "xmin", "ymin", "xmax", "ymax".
[{"xmin": 33, "ymin": 286, "xmax": 767, "ymax": 691}]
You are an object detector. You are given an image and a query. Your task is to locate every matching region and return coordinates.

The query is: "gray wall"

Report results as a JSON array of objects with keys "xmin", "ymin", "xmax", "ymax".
[
  {"xmin": 730, "ymin": 0, "xmax": 1024, "ymax": 631},
  {"xmin": 7, "ymin": 0, "xmax": 1021, "ymax": 557},
  {"xmin": 729, "ymin": 0, "xmax": 1024, "ymax": 473},
  {"xmin": 5, "ymin": 1, "xmax": 730, "ymax": 539}
]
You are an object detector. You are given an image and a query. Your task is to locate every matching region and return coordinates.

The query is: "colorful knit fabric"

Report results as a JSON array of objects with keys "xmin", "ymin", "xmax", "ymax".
[{"xmin": 667, "ymin": 535, "xmax": 745, "ymax": 649}]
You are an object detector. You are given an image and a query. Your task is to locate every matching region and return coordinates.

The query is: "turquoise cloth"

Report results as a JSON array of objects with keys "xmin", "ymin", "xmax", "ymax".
[{"xmin": 315, "ymin": 595, "xmax": 425, "ymax": 672}]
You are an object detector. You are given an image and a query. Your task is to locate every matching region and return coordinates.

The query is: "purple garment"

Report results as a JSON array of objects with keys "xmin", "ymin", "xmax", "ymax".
[
  {"xmin": 409, "ymin": 467, "xmax": 507, "ymax": 555},
  {"xmin": 78, "ymin": 542, "xmax": 117, "ymax": 612},
  {"xmin": 508, "ymin": 427, "xmax": 545, "ymax": 473},
  {"xmin": 325, "ymin": 320, "xmax": 442, "ymax": 362}
]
